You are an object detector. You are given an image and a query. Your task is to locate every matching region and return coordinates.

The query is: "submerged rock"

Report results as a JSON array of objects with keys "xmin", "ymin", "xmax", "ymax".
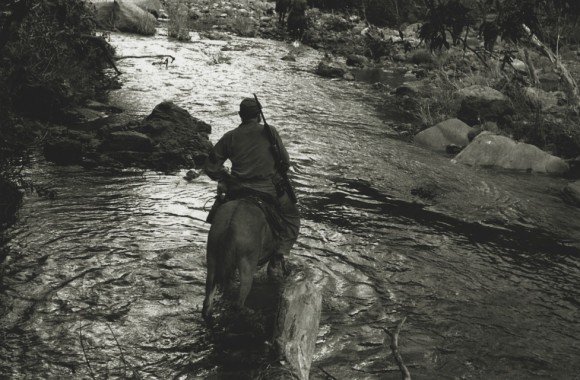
[{"xmin": 43, "ymin": 102, "xmax": 213, "ymax": 171}]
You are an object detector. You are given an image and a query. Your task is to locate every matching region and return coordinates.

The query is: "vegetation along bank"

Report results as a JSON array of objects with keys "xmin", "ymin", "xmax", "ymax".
[{"xmin": 2, "ymin": 0, "xmax": 580, "ymax": 229}]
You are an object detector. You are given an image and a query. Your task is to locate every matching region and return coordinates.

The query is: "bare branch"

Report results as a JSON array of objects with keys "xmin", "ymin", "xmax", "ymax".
[
  {"xmin": 383, "ymin": 317, "xmax": 411, "ymax": 380},
  {"xmin": 115, "ymin": 55, "xmax": 176, "ymax": 62}
]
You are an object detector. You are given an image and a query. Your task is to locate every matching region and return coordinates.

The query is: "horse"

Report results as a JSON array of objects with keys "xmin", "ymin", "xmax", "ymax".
[
  {"xmin": 286, "ymin": 0, "xmax": 307, "ymax": 41},
  {"xmin": 202, "ymin": 198, "xmax": 278, "ymax": 321},
  {"xmin": 275, "ymin": 0, "xmax": 292, "ymax": 24}
]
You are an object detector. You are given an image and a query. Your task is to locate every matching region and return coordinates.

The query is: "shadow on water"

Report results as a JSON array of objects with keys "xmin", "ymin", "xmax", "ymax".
[{"xmin": 303, "ymin": 177, "xmax": 580, "ymax": 257}]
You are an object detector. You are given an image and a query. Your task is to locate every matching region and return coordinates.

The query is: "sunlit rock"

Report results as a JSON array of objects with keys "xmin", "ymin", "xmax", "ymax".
[
  {"xmin": 453, "ymin": 132, "xmax": 570, "ymax": 175},
  {"xmin": 130, "ymin": 0, "xmax": 162, "ymax": 18},
  {"xmin": 316, "ymin": 60, "xmax": 348, "ymax": 78},
  {"xmin": 414, "ymin": 118, "xmax": 475, "ymax": 153},
  {"xmin": 92, "ymin": 0, "xmax": 157, "ymax": 36}
]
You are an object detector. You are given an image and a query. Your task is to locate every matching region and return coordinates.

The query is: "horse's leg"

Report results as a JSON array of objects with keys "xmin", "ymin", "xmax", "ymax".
[
  {"xmin": 202, "ymin": 253, "xmax": 217, "ymax": 321},
  {"xmin": 237, "ymin": 256, "xmax": 254, "ymax": 308}
]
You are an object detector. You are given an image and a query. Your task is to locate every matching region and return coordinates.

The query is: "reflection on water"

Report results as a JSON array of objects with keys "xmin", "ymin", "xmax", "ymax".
[{"xmin": 1, "ymin": 29, "xmax": 580, "ymax": 380}]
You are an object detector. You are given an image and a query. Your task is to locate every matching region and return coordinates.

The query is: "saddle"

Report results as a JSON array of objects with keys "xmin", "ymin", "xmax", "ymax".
[{"xmin": 206, "ymin": 187, "xmax": 284, "ymax": 241}]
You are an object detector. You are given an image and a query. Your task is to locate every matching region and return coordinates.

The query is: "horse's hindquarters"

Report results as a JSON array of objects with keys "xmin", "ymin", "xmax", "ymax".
[{"xmin": 203, "ymin": 199, "xmax": 275, "ymax": 318}]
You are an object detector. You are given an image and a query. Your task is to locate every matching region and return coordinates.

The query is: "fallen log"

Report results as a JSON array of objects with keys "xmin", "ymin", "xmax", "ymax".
[{"xmin": 260, "ymin": 266, "xmax": 325, "ymax": 380}]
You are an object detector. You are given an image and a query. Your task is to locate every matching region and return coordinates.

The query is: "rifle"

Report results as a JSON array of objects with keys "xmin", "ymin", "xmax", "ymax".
[{"xmin": 253, "ymin": 93, "xmax": 298, "ymax": 204}]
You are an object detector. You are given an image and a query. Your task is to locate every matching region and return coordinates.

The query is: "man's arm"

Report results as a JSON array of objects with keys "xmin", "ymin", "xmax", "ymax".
[{"xmin": 204, "ymin": 137, "xmax": 230, "ymax": 181}]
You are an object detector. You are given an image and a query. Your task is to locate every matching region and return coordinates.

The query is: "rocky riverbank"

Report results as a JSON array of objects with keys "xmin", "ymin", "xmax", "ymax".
[{"xmin": 9, "ymin": 0, "xmax": 580, "ymax": 208}]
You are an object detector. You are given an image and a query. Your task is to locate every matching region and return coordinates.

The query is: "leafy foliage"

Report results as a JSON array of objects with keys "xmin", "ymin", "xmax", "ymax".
[
  {"xmin": 418, "ymin": 0, "xmax": 475, "ymax": 51},
  {"xmin": 418, "ymin": 0, "xmax": 580, "ymax": 53},
  {"xmin": 306, "ymin": 0, "xmax": 424, "ymax": 27},
  {"xmin": 0, "ymin": 0, "xmax": 112, "ymax": 227},
  {"xmin": 0, "ymin": 0, "xmax": 112, "ymax": 111}
]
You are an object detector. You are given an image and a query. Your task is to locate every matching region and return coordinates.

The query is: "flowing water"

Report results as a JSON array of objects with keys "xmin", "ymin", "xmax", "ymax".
[{"xmin": 1, "ymin": 30, "xmax": 580, "ymax": 380}]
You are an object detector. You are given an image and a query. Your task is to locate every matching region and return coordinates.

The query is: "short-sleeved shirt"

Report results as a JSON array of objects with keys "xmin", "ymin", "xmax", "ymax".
[{"xmin": 205, "ymin": 120, "xmax": 289, "ymax": 195}]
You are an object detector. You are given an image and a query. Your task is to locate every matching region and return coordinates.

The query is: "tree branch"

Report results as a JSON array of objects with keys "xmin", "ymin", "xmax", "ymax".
[
  {"xmin": 383, "ymin": 317, "xmax": 411, "ymax": 380},
  {"xmin": 114, "ymin": 55, "xmax": 175, "ymax": 62}
]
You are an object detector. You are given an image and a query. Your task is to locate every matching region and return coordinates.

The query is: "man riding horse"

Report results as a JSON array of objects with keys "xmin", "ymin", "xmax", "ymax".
[{"xmin": 204, "ymin": 98, "xmax": 300, "ymax": 277}]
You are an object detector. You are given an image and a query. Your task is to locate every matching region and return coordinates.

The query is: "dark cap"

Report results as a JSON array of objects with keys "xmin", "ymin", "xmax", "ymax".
[{"xmin": 239, "ymin": 98, "xmax": 260, "ymax": 119}]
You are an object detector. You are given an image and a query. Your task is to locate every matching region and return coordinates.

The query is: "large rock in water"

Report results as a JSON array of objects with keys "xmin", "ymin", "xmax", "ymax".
[
  {"xmin": 92, "ymin": 0, "xmax": 157, "ymax": 35},
  {"xmin": 135, "ymin": 101, "xmax": 213, "ymax": 165},
  {"xmin": 457, "ymin": 85, "xmax": 514, "ymax": 126},
  {"xmin": 453, "ymin": 132, "xmax": 569, "ymax": 175},
  {"xmin": 93, "ymin": 101, "xmax": 213, "ymax": 170},
  {"xmin": 414, "ymin": 118, "xmax": 475, "ymax": 153}
]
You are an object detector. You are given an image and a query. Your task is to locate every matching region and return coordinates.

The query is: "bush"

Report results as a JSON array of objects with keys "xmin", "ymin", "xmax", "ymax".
[
  {"xmin": 0, "ymin": 0, "xmax": 114, "ymax": 225},
  {"xmin": 1, "ymin": 0, "xmax": 112, "ymax": 115}
]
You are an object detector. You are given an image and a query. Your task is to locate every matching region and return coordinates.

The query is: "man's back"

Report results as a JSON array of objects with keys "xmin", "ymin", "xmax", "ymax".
[{"xmin": 224, "ymin": 120, "xmax": 276, "ymax": 181}]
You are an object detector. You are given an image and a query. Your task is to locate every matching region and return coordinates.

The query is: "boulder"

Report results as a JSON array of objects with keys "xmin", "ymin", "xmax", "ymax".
[
  {"xmin": 395, "ymin": 81, "xmax": 428, "ymax": 98},
  {"xmin": 453, "ymin": 132, "xmax": 569, "ymax": 175},
  {"xmin": 414, "ymin": 118, "xmax": 476, "ymax": 153},
  {"xmin": 562, "ymin": 181, "xmax": 580, "ymax": 207},
  {"xmin": 456, "ymin": 85, "xmax": 514, "ymax": 126},
  {"xmin": 139, "ymin": 101, "xmax": 211, "ymax": 135},
  {"xmin": 130, "ymin": 0, "xmax": 162, "ymax": 17},
  {"xmin": 316, "ymin": 60, "xmax": 348, "ymax": 78},
  {"xmin": 346, "ymin": 54, "xmax": 369, "ymax": 67},
  {"xmin": 511, "ymin": 58, "xmax": 527, "ymax": 74},
  {"xmin": 136, "ymin": 101, "xmax": 213, "ymax": 164},
  {"xmin": 93, "ymin": 0, "xmax": 157, "ymax": 35}
]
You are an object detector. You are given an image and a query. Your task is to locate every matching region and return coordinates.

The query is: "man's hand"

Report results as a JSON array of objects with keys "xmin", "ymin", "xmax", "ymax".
[{"xmin": 217, "ymin": 181, "xmax": 228, "ymax": 200}]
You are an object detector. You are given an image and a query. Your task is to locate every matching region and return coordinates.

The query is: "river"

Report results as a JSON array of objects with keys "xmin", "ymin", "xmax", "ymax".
[{"xmin": 1, "ymin": 30, "xmax": 580, "ymax": 380}]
